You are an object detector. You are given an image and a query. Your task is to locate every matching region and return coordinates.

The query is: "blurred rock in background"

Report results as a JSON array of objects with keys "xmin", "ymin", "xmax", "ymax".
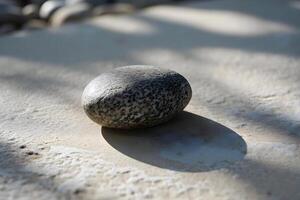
[{"xmin": 0, "ymin": 0, "xmax": 182, "ymax": 34}]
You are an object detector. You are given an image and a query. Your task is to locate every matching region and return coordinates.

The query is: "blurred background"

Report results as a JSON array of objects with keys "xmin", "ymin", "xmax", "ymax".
[{"xmin": 0, "ymin": 0, "xmax": 183, "ymax": 34}]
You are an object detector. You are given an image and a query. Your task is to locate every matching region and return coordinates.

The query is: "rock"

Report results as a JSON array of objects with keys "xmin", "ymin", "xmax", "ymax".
[
  {"xmin": 31, "ymin": 0, "xmax": 48, "ymax": 6},
  {"xmin": 68, "ymin": 0, "xmax": 106, "ymax": 6},
  {"xmin": 82, "ymin": 65, "xmax": 192, "ymax": 129},
  {"xmin": 0, "ymin": 2, "xmax": 27, "ymax": 31},
  {"xmin": 22, "ymin": 4, "xmax": 39, "ymax": 19},
  {"xmin": 50, "ymin": 2, "xmax": 91, "ymax": 26},
  {"xmin": 66, "ymin": 0, "xmax": 86, "ymax": 4},
  {"xmin": 92, "ymin": 3, "xmax": 135, "ymax": 16},
  {"xmin": 14, "ymin": 0, "xmax": 31, "ymax": 7},
  {"xmin": 117, "ymin": 0, "xmax": 174, "ymax": 8},
  {"xmin": 39, "ymin": 0, "xmax": 65, "ymax": 19}
]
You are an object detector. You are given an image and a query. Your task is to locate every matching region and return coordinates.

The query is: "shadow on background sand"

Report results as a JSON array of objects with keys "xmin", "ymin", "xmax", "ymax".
[{"xmin": 102, "ymin": 111, "xmax": 247, "ymax": 172}]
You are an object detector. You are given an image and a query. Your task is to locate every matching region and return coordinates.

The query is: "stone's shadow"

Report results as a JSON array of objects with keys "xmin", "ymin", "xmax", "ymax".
[{"xmin": 102, "ymin": 111, "xmax": 247, "ymax": 172}]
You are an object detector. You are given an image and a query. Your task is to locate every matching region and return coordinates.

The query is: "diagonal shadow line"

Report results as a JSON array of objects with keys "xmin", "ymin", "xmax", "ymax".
[
  {"xmin": 204, "ymin": 76, "xmax": 300, "ymax": 143},
  {"xmin": 135, "ymin": 14, "xmax": 300, "ymax": 57},
  {"xmin": 184, "ymin": 0, "xmax": 300, "ymax": 28},
  {"xmin": 0, "ymin": 72, "xmax": 78, "ymax": 105}
]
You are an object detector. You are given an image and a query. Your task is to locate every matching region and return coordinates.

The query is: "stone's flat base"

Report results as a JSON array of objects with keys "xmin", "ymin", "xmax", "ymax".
[{"xmin": 0, "ymin": 0, "xmax": 300, "ymax": 199}]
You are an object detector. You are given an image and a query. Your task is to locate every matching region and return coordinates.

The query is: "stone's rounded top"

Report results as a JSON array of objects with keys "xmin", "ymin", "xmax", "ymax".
[
  {"xmin": 82, "ymin": 65, "xmax": 192, "ymax": 129},
  {"xmin": 82, "ymin": 65, "xmax": 180, "ymax": 103}
]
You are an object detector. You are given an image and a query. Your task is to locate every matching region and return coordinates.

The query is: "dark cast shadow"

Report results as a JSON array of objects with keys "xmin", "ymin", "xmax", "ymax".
[{"xmin": 102, "ymin": 111, "xmax": 247, "ymax": 172}]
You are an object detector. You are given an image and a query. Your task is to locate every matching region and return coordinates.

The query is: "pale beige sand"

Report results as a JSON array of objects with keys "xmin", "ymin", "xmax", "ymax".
[{"xmin": 0, "ymin": 0, "xmax": 300, "ymax": 199}]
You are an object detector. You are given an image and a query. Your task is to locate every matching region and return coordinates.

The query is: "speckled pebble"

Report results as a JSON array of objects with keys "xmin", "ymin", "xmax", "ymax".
[{"xmin": 82, "ymin": 65, "xmax": 192, "ymax": 129}]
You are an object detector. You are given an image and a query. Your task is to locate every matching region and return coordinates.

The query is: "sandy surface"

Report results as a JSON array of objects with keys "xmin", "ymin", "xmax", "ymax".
[{"xmin": 0, "ymin": 0, "xmax": 300, "ymax": 199}]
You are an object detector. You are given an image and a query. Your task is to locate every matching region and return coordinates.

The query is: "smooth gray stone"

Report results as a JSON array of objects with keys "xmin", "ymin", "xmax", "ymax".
[
  {"xmin": 0, "ymin": 2, "xmax": 26, "ymax": 26},
  {"xmin": 50, "ymin": 2, "xmax": 91, "ymax": 26},
  {"xmin": 22, "ymin": 4, "xmax": 39, "ymax": 19},
  {"xmin": 82, "ymin": 65, "xmax": 192, "ymax": 129},
  {"xmin": 92, "ymin": 3, "xmax": 135, "ymax": 16},
  {"xmin": 117, "ymin": 0, "xmax": 174, "ymax": 7},
  {"xmin": 68, "ymin": 0, "xmax": 106, "ymax": 6},
  {"xmin": 39, "ymin": 0, "xmax": 65, "ymax": 19},
  {"xmin": 31, "ymin": 0, "xmax": 48, "ymax": 6}
]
